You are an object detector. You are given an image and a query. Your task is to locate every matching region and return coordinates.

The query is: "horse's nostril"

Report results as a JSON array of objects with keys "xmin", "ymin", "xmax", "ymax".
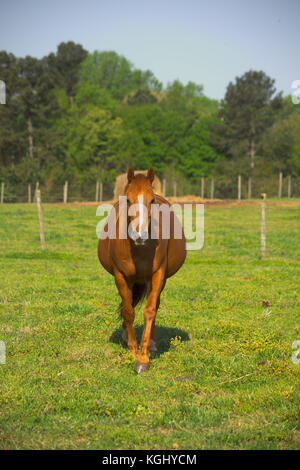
[{"xmin": 135, "ymin": 235, "xmax": 147, "ymax": 246}]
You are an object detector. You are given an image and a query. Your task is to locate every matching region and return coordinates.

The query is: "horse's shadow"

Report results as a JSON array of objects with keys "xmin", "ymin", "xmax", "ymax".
[{"xmin": 109, "ymin": 324, "xmax": 190, "ymax": 357}]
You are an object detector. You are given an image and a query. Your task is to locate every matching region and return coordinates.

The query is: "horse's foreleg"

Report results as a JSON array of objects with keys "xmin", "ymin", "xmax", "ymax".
[
  {"xmin": 148, "ymin": 283, "xmax": 165, "ymax": 354},
  {"xmin": 135, "ymin": 262, "xmax": 166, "ymax": 373},
  {"xmin": 113, "ymin": 268, "xmax": 138, "ymax": 359}
]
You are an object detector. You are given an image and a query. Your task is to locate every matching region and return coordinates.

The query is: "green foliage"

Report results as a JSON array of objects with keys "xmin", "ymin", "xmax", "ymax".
[
  {"xmin": 261, "ymin": 112, "xmax": 300, "ymax": 175},
  {"xmin": 0, "ymin": 44, "xmax": 223, "ymax": 186},
  {"xmin": 79, "ymin": 51, "xmax": 161, "ymax": 101},
  {"xmin": 215, "ymin": 70, "xmax": 283, "ymax": 169},
  {"xmin": 46, "ymin": 41, "xmax": 88, "ymax": 104},
  {"xmin": 59, "ymin": 105, "xmax": 126, "ymax": 183},
  {"xmin": 1, "ymin": 44, "xmax": 300, "ymax": 192}
]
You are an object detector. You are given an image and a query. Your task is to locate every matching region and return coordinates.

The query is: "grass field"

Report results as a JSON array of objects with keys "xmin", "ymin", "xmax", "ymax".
[{"xmin": 0, "ymin": 201, "xmax": 299, "ymax": 449}]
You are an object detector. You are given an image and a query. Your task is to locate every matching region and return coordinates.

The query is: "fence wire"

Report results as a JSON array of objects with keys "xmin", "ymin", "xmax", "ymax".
[{"xmin": 1, "ymin": 175, "xmax": 300, "ymax": 203}]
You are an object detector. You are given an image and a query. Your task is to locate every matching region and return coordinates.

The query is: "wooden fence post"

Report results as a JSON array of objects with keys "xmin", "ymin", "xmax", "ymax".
[
  {"xmin": 28, "ymin": 184, "xmax": 32, "ymax": 203},
  {"xmin": 99, "ymin": 182, "xmax": 103, "ymax": 202},
  {"xmin": 95, "ymin": 181, "xmax": 99, "ymax": 202},
  {"xmin": 162, "ymin": 178, "xmax": 166, "ymax": 197},
  {"xmin": 63, "ymin": 181, "xmax": 68, "ymax": 203},
  {"xmin": 34, "ymin": 182, "xmax": 39, "ymax": 202},
  {"xmin": 201, "ymin": 177, "xmax": 204, "ymax": 198},
  {"xmin": 1, "ymin": 182, "xmax": 4, "ymax": 204},
  {"xmin": 36, "ymin": 189, "xmax": 46, "ymax": 250},
  {"xmin": 210, "ymin": 178, "xmax": 214, "ymax": 199},
  {"xmin": 248, "ymin": 177, "xmax": 252, "ymax": 199},
  {"xmin": 287, "ymin": 175, "xmax": 291, "ymax": 198},
  {"xmin": 173, "ymin": 181, "xmax": 177, "ymax": 198},
  {"xmin": 278, "ymin": 172, "xmax": 282, "ymax": 198},
  {"xmin": 260, "ymin": 193, "xmax": 266, "ymax": 260},
  {"xmin": 238, "ymin": 175, "xmax": 241, "ymax": 200}
]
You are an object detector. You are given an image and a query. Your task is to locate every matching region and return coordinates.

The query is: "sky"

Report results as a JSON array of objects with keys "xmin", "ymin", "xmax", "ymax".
[{"xmin": 0, "ymin": 0, "xmax": 299, "ymax": 100}]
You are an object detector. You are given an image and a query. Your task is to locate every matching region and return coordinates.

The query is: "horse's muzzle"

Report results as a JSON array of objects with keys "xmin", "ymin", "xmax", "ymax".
[
  {"xmin": 134, "ymin": 237, "xmax": 147, "ymax": 246},
  {"xmin": 133, "ymin": 230, "xmax": 148, "ymax": 246}
]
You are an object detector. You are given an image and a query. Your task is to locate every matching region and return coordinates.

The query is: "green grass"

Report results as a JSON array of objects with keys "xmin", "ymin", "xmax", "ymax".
[{"xmin": 0, "ymin": 201, "xmax": 299, "ymax": 450}]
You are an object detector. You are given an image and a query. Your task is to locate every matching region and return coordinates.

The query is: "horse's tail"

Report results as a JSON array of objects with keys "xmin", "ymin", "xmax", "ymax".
[
  {"xmin": 118, "ymin": 282, "xmax": 147, "ymax": 316},
  {"xmin": 132, "ymin": 283, "xmax": 147, "ymax": 308}
]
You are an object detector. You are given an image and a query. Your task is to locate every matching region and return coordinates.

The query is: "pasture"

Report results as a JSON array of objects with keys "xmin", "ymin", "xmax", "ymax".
[{"xmin": 0, "ymin": 201, "xmax": 299, "ymax": 449}]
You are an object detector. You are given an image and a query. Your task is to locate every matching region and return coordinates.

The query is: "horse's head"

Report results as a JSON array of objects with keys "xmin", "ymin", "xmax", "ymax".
[{"xmin": 125, "ymin": 167, "xmax": 155, "ymax": 246}]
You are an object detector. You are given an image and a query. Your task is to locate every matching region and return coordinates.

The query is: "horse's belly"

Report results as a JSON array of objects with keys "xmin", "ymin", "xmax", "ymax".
[
  {"xmin": 166, "ymin": 237, "xmax": 186, "ymax": 278},
  {"xmin": 98, "ymin": 238, "xmax": 113, "ymax": 274}
]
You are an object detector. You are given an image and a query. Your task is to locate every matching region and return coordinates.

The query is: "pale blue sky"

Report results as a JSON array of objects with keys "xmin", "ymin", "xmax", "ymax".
[{"xmin": 0, "ymin": 0, "xmax": 299, "ymax": 99}]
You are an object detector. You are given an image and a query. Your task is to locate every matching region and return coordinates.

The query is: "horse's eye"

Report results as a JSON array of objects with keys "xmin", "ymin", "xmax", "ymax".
[
  {"xmin": 151, "ymin": 198, "xmax": 155, "ymax": 204},
  {"xmin": 127, "ymin": 198, "xmax": 130, "ymax": 205}
]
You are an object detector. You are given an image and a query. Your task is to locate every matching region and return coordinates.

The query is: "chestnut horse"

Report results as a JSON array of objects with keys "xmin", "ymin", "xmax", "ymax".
[{"xmin": 98, "ymin": 167, "xmax": 186, "ymax": 373}]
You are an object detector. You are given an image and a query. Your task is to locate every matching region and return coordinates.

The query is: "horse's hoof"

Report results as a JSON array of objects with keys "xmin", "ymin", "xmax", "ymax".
[{"xmin": 134, "ymin": 361, "xmax": 150, "ymax": 374}]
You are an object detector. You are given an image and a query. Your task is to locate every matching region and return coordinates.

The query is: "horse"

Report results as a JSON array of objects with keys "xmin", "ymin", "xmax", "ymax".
[{"xmin": 98, "ymin": 167, "xmax": 186, "ymax": 373}]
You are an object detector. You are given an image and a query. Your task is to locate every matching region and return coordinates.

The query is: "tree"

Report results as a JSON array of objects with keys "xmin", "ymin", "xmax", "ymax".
[
  {"xmin": 177, "ymin": 116, "xmax": 223, "ymax": 179},
  {"xmin": 0, "ymin": 51, "xmax": 21, "ymax": 167},
  {"xmin": 79, "ymin": 51, "xmax": 161, "ymax": 101},
  {"xmin": 75, "ymin": 82, "xmax": 116, "ymax": 112},
  {"xmin": 124, "ymin": 88, "xmax": 158, "ymax": 106},
  {"xmin": 120, "ymin": 103, "xmax": 187, "ymax": 174},
  {"xmin": 261, "ymin": 112, "xmax": 300, "ymax": 175},
  {"xmin": 46, "ymin": 41, "xmax": 88, "ymax": 107},
  {"xmin": 17, "ymin": 56, "xmax": 58, "ymax": 166},
  {"xmin": 162, "ymin": 80, "xmax": 204, "ymax": 119},
  {"xmin": 59, "ymin": 105, "xmax": 126, "ymax": 183},
  {"xmin": 218, "ymin": 70, "xmax": 282, "ymax": 169}
]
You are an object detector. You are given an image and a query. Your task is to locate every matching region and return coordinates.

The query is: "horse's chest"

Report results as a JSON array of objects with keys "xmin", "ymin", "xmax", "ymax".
[
  {"xmin": 112, "ymin": 241, "xmax": 161, "ymax": 281},
  {"xmin": 132, "ymin": 256, "xmax": 153, "ymax": 279}
]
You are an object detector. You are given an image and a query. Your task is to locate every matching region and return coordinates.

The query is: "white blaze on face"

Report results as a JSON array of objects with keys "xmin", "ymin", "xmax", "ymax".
[{"xmin": 138, "ymin": 194, "xmax": 143, "ymax": 236}]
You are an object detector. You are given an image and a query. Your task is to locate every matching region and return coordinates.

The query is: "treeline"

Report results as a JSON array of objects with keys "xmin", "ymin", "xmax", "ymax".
[{"xmin": 0, "ymin": 41, "xmax": 300, "ymax": 195}]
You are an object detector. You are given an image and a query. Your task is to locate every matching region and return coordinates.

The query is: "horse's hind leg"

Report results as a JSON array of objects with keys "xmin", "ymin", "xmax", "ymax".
[
  {"xmin": 148, "ymin": 295, "xmax": 162, "ymax": 354},
  {"xmin": 147, "ymin": 284, "xmax": 157, "ymax": 354},
  {"xmin": 121, "ymin": 321, "xmax": 129, "ymax": 348},
  {"xmin": 113, "ymin": 268, "xmax": 138, "ymax": 359},
  {"xmin": 149, "ymin": 320, "xmax": 157, "ymax": 354}
]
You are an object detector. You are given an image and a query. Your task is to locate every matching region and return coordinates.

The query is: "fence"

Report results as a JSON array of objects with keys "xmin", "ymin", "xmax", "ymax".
[{"xmin": 1, "ymin": 173, "xmax": 300, "ymax": 203}]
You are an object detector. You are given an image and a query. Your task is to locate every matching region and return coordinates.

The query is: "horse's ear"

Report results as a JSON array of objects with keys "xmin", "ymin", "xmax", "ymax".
[
  {"xmin": 127, "ymin": 167, "xmax": 135, "ymax": 183},
  {"xmin": 147, "ymin": 167, "xmax": 155, "ymax": 184}
]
